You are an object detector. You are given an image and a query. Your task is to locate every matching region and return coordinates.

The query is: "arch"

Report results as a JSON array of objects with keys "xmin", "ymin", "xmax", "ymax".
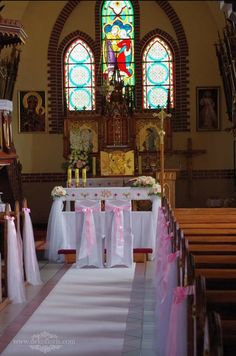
[
  {"xmin": 142, "ymin": 35, "xmax": 174, "ymax": 110},
  {"xmin": 47, "ymin": 0, "xmax": 189, "ymax": 133},
  {"xmin": 64, "ymin": 38, "xmax": 95, "ymax": 111}
]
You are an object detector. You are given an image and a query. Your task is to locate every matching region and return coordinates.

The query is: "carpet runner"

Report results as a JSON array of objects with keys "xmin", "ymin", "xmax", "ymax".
[{"xmin": 0, "ymin": 264, "xmax": 136, "ymax": 355}]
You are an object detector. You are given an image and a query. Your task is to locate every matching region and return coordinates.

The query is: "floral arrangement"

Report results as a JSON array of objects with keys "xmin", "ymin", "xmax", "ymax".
[
  {"xmin": 129, "ymin": 176, "xmax": 161, "ymax": 196},
  {"xmin": 129, "ymin": 176, "xmax": 156, "ymax": 187},
  {"xmin": 51, "ymin": 186, "xmax": 67, "ymax": 198},
  {"xmin": 68, "ymin": 148, "xmax": 89, "ymax": 169},
  {"xmin": 63, "ymin": 128, "xmax": 93, "ymax": 170}
]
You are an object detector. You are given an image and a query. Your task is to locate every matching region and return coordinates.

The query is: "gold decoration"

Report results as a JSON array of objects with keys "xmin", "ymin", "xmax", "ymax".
[{"xmin": 100, "ymin": 150, "xmax": 134, "ymax": 176}]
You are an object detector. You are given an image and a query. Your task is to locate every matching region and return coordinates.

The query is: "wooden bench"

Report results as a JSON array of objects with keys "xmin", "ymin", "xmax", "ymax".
[{"xmin": 171, "ymin": 207, "xmax": 236, "ymax": 355}]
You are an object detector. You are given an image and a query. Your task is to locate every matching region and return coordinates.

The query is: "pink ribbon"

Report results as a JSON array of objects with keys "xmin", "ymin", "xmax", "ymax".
[
  {"xmin": 167, "ymin": 285, "xmax": 195, "ymax": 356},
  {"xmin": 106, "ymin": 204, "xmax": 131, "ymax": 257},
  {"xmin": 22, "ymin": 208, "xmax": 31, "ymax": 213},
  {"xmin": 76, "ymin": 206, "xmax": 100, "ymax": 255},
  {"xmin": 4, "ymin": 215, "xmax": 14, "ymax": 221}
]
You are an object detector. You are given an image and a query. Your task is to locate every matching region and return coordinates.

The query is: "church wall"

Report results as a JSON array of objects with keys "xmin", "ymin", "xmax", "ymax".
[{"xmin": 1, "ymin": 1, "xmax": 235, "ymax": 223}]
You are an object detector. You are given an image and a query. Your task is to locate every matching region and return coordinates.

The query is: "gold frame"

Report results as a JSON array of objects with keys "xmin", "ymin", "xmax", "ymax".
[
  {"xmin": 18, "ymin": 90, "xmax": 47, "ymax": 133},
  {"xmin": 196, "ymin": 86, "xmax": 220, "ymax": 131}
]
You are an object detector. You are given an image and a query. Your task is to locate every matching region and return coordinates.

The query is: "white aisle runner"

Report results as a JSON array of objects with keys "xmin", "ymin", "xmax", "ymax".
[{"xmin": 1, "ymin": 265, "xmax": 135, "ymax": 356}]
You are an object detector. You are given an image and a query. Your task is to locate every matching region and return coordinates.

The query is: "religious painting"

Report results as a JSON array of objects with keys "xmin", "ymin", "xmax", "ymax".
[
  {"xmin": 196, "ymin": 87, "xmax": 220, "ymax": 131},
  {"xmin": 100, "ymin": 150, "xmax": 134, "ymax": 176},
  {"xmin": 18, "ymin": 91, "xmax": 46, "ymax": 133},
  {"xmin": 136, "ymin": 120, "xmax": 161, "ymax": 152}
]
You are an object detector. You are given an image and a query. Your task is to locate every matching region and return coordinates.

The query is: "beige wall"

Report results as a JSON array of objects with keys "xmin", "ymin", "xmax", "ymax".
[{"xmin": 1, "ymin": 1, "xmax": 234, "ymax": 220}]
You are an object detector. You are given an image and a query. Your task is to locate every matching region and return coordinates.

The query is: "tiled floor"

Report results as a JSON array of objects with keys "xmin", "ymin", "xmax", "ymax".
[{"xmin": 0, "ymin": 259, "xmax": 157, "ymax": 355}]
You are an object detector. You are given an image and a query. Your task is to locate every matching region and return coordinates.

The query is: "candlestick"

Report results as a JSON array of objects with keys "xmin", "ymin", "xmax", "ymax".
[
  {"xmin": 82, "ymin": 168, "xmax": 87, "ymax": 187},
  {"xmin": 67, "ymin": 168, "xmax": 72, "ymax": 187},
  {"xmin": 138, "ymin": 155, "xmax": 142, "ymax": 175},
  {"xmin": 75, "ymin": 168, "xmax": 79, "ymax": 187},
  {"xmin": 92, "ymin": 157, "xmax": 96, "ymax": 176}
]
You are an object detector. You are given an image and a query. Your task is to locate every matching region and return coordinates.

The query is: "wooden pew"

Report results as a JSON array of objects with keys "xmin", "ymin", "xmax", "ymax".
[{"xmin": 173, "ymin": 207, "xmax": 236, "ymax": 355}]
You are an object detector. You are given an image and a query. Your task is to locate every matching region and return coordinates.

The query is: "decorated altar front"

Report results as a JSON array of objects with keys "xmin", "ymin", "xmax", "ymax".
[{"xmin": 45, "ymin": 186, "xmax": 161, "ymax": 263}]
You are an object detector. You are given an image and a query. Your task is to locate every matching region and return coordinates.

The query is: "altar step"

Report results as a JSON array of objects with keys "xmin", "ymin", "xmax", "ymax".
[
  {"xmin": 33, "ymin": 226, "xmax": 152, "ymax": 263},
  {"xmin": 58, "ymin": 248, "xmax": 153, "ymax": 264}
]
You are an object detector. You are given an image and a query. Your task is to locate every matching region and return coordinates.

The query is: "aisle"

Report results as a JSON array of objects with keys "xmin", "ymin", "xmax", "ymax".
[{"xmin": 0, "ymin": 265, "xmax": 136, "ymax": 356}]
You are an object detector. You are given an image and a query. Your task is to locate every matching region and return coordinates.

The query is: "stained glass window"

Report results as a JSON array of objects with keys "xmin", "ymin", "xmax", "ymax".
[
  {"xmin": 143, "ymin": 37, "xmax": 173, "ymax": 109},
  {"xmin": 101, "ymin": 0, "xmax": 135, "ymax": 87},
  {"xmin": 64, "ymin": 39, "xmax": 95, "ymax": 111}
]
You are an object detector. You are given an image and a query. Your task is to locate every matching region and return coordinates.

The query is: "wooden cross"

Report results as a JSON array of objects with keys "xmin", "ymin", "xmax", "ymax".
[{"xmin": 173, "ymin": 138, "xmax": 206, "ymax": 199}]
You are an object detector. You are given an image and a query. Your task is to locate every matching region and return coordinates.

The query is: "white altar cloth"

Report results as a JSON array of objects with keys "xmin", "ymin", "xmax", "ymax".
[{"xmin": 46, "ymin": 187, "xmax": 161, "ymax": 262}]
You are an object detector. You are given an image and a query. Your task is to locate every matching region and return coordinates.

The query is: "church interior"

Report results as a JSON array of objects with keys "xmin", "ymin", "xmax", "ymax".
[{"xmin": 0, "ymin": 0, "xmax": 236, "ymax": 355}]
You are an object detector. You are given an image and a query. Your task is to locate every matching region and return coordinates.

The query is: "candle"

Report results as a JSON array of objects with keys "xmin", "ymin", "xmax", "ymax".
[
  {"xmin": 75, "ymin": 168, "xmax": 79, "ymax": 186},
  {"xmin": 92, "ymin": 157, "xmax": 96, "ymax": 176},
  {"xmin": 138, "ymin": 156, "xmax": 142, "ymax": 175},
  {"xmin": 82, "ymin": 168, "xmax": 87, "ymax": 185},
  {"xmin": 67, "ymin": 168, "xmax": 72, "ymax": 186}
]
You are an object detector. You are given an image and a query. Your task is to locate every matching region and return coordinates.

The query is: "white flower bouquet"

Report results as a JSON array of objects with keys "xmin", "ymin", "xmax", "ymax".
[
  {"xmin": 129, "ymin": 176, "xmax": 161, "ymax": 197},
  {"xmin": 51, "ymin": 186, "xmax": 67, "ymax": 198},
  {"xmin": 148, "ymin": 183, "xmax": 161, "ymax": 196},
  {"xmin": 129, "ymin": 176, "xmax": 156, "ymax": 187}
]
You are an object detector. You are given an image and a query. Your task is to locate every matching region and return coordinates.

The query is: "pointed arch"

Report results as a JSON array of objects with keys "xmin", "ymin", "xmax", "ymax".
[
  {"xmin": 142, "ymin": 36, "xmax": 174, "ymax": 109},
  {"xmin": 64, "ymin": 38, "xmax": 95, "ymax": 111}
]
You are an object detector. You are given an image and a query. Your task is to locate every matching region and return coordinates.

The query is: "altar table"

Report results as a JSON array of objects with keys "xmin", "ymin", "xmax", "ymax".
[{"xmin": 46, "ymin": 187, "xmax": 161, "ymax": 262}]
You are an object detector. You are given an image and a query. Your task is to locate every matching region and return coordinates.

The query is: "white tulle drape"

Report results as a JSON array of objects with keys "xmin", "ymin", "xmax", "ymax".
[
  {"xmin": 45, "ymin": 197, "xmax": 67, "ymax": 262},
  {"xmin": 22, "ymin": 208, "xmax": 42, "ymax": 286},
  {"xmin": 6, "ymin": 216, "xmax": 26, "ymax": 304},
  {"xmin": 105, "ymin": 200, "xmax": 133, "ymax": 268}
]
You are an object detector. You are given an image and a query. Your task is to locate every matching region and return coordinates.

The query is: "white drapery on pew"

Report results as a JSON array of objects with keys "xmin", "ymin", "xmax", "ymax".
[
  {"xmin": 5, "ymin": 215, "xmax": 26, "ymax": 304},
  {"xmin": 22, "ymin": 208, "xmax": 42, "ymax": 286},
  {"xmin": 154, "ymin": 206, "xmax": 195, "ymax": 356},
  {"xmin": 46, "ymin": 187, "xmax": 161, "ymax": 262}
]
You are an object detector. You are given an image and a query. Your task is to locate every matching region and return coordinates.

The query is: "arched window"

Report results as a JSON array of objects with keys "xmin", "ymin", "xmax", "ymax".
[
  {"xmin": 64, "ymin": 38, "xmax": 95, "ymax": 111},
  {"xmin": 101, "ymin": 0, "xmax": 135, "ymax": 87},
  {"xmin": 142, "ymin": 36, "xmax": 174, "ymax": 109}
]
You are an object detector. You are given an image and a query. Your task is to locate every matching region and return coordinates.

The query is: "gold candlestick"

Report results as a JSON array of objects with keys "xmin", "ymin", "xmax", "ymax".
[
  {"xmin": 153, "ymin": 108, "xmax": 171, "ymax": 199},
  {"xmin": 67, "ymin": 168, "xmax": 72, "ymax": 188},
  {"xmin": 75, "ymin": 168, "xmax": 79, "ymax": 187},
  {"xmin": 82, "ymin": 168, "xmax": 87, "ymax": 187}
]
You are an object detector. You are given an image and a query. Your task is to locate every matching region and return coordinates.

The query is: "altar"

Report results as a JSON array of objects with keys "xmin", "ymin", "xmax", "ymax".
[{"xmin": 45, "ymin": 186, "xmax": 161, "ymax": 263}]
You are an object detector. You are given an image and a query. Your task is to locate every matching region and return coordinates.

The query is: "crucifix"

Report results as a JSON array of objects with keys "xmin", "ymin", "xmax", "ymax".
[
  {"xmin": 174, "ymin": 138, "xmax": 206, "ymax": 198},
  {"xmin": 153, "ymin": 108, "xmax": 171, "ymax": 198}
]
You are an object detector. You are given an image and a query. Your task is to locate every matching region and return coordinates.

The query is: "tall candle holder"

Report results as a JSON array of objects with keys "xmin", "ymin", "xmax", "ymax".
[
  {"xmin": 82, "ymin": 168, "xmax": 87, "ymax": 188},
  {"xmin": 67, "ymin": 168, "xmax": 72, "ymax": 188},
  {"xmin": 153, "ymin": 108, "xmax": 171, "ymax": 198},
  {"xmin": 75, "ymin": 168, "xmax": 80, "ymax": 188}
]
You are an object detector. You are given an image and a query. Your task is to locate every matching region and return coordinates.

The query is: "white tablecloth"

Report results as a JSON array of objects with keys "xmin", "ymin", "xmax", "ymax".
[{"xmin": 45, "ymin": 187, "xmax": 161, "ymax": 262}]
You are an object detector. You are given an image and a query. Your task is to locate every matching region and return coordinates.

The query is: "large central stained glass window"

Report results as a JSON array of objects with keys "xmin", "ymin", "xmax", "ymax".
[
  {"xmin": 64, "ymin": 39, "xmax": 95, "ymax": 111},
  {"xmin": 101, "ymin": 0, "xmax": 135, "ymax": 87},
  {"xmin": 143, "ymin": 37, "xmax": 173, "ymax": 109}
]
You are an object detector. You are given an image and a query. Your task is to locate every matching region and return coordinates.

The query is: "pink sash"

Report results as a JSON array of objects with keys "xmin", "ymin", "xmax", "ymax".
[
  {"xmin": 106, "ymin": 204, "xmax": 131, "ymax": 257},
  {"xmin": 76, "ymin": 206, "xmax": 100, "ymax": 257}
]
